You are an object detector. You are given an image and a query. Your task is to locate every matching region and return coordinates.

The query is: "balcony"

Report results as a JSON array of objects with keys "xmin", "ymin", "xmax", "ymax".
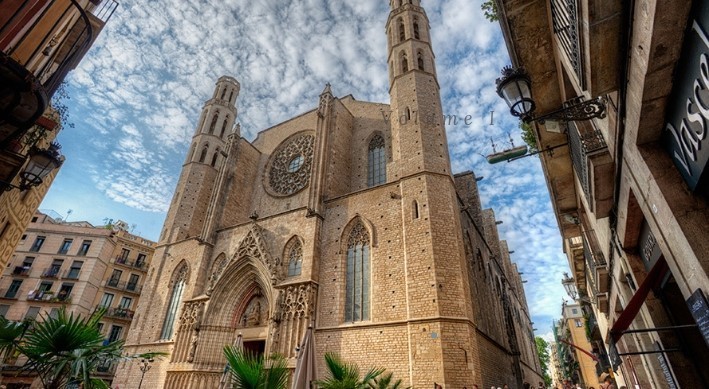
[
  {"xmin": 569, "ymin": 120, "xmax": 614, "ymax": 218},
  {"xmin": 0, "ymin": 0, "xmax": 118, "ymax": 149},
  {"xmin": 62, "ymin": 269, "xmax": 81, "ymax": 280},
  {"xmin": 104, "ymin": 279, "xmax": 142, "ymax": 294},
  {"xmin": 12, "ymin": 266, "xmax": 31, "ymax": 276},
  {"xmin": 103, "ymin": 307, "xmax": 134, "ymax": 321},
  {"xmin": 112, "ymin": 256, "xmax": 147, "ymax": 271},
  {"xmin": 27, "ymin": 290, "xmax": 71, "ymax": 303},
  {"xmin": 41, "ymin": 267, "xmax": 61, "ymax": 278},
  {"xmin": 550, "ymin": 0, "xmax": 583, "ymax": 87}
]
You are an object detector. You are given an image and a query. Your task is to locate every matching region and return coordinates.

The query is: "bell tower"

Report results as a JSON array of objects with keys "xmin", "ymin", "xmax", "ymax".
[
  {"xmin": 387, "ymin": 0, "xmax": 450, "ymax": 179},
  {"xmin": 161, "ymin": 76, "xmax": 240, "ymax": 243}
]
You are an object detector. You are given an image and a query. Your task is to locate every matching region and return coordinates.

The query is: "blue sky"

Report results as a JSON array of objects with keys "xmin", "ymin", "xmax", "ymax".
[{"xmin": 40, "ymin": 0, "xmax": 569, "ymax": 339}]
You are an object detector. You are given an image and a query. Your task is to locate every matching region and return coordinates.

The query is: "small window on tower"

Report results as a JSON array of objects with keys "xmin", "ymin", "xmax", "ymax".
[
  {"xmin": 401, "ymin": 53, "xmax": 408, "ymax": 73},
  {"xmin": 199, "ymin": 144, "xmax": 209, "ymax": 163},
  {"xmin": 209, "ymin": 110, "xmax": 220, "ymax": 134},
  {"xmin": 398, "ymin": 18, "xmax": 405, "ymax": 42},
  {"xmin": 220, "ymin": 87, "xmax": 227, "ymax": 100},
  {"xmin": 417, "ymin": 51, "xmax": 424, "ymax": 71},
  {"xmin": 211, "ymin": 148, "xmax": 220, "ymax": 167},
  {"xmin": 220, "ymin": 116, "xmax": 229, "ymax": 138},
  {"xmin": 413, "ymin": 17, "xmax": 420, "ymax": 40}
]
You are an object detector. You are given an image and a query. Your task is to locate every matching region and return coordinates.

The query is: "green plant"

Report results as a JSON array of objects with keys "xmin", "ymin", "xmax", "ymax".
[
  {"xmin": 20, "ymin": 307, "xmax": 121, "ymax": 388},
  {"xmin": 481, "ymin": 0, "xmax": 499, "ymax": 22},
  {"xmin": 223, "ymin": 346, "xmax": 288, "ymax": 389},
  {"xmin": 317, "ymin": 352, "xmax": 384, "ymax": 389},
  {"xmin": 535, "ymin": 337, "xmax": 552, "ymax": 388},
  {"xmin": 520, "ymin": 121, "xmax": 538, "ymax": 153},
  {"xmin": 369, "ymin": 371, "xmax": 409, "ymax": 389}
]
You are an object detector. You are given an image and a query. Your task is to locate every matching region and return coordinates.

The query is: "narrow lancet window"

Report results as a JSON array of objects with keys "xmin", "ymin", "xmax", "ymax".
[
  {"xmin": 220, "ymin": 115, "xmax": 229, "ymax": 138},
  {"xmin": 367, "ymin": 135, "xmax": 386, "ymax": 187},
  {"xmin": 345, "ymin": 222, "xmax": 370, "ymax": 322},
  {"xmin": 199, "ymin": 144, "xmax": 209, "ymax": 163},
  {"xmin": 398, "ymin": 18, "xmax": 405, "ymax": 42},
  {"xmin": 209, "ymin": 110, "xmax": 220, "ymax": 134},
  {"xmin": 286, "ymin": 238, "xmax": 303, "ymax": 277},
  {"xmin": 160, "ymin": 265, "xmax": 188, "ymax": 340}
]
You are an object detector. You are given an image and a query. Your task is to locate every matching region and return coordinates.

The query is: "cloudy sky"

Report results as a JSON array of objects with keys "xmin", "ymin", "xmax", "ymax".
[{"xmin": 40, "ymin": 0, "xmax": 569, "ymax": 336}]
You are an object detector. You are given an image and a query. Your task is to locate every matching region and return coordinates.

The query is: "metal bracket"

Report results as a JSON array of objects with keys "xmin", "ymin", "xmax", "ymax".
[{"xmin": 527, "ymin": 97, "xmax": 607, "ymax": 124}]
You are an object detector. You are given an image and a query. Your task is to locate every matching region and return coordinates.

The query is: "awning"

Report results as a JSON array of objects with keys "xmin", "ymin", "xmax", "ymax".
[{"xmin": 610, "ymin": 258, "xmax": 670, "ymax": 343}]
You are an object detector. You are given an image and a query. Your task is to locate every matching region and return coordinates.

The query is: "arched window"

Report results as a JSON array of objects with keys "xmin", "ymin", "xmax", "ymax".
[
  {"xmin": 417, "ymin": 51, "xmax": 424, "ymax": 70},
  {"xmin": 412, "ymin": 200, "xmax": 419, "ymax": 219},
  {"xmin": 211, "ymin": 148, "xmax": 220, "ymax": 167},
  {"xmin": 398, "ymin": 18, "xmax": 405, "ymax": 42},
  {"xmin": 405, "ymin": 107, "xmax": 411, "ymax": 121},
  {"xmin": 345, "ymin": 221, "xmax": 370, "ymax": 322},
  {"xmin": 229, "ymin": 90, "xmax": 234, "ymax": 103},
  {"xmin": 160, "ymin": 264, "xmax": 188, "ymax": 340},
  {"xmin": 401, "ymin": 53, "xmax": 408, "ymax": 73},
  {"xmin": 286, "ymin": 238, "xmax": 303, "ymax": 277},
  {"xmin": 220, "ymin": 115, "xmax": 229, "ymax": 138},
  {"xmin": 199, "ymin": 144, "xmax": 209, "ymax": 163},
  {"xmin": 220, "ymin": 88, "xmax": 227, "ymax": 100},
  {"xmin": 367, "ymin": 134, "xmax": 386, "ymax": 187},
  {"xmin": 413, "ymin": 17, "xmax": 420, "ymax": 39},
  {"xmin": 209, "ymin": 110, "xmax": 220, "ymax": 134}
]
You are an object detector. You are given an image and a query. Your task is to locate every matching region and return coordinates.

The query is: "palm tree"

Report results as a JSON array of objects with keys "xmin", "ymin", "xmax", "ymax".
[
  {"xmin": 223, "ymin": 346, "xmax": 289, "ymax": 389},
  {"xmin": 0, "ymin": 316, "xmax": 30, "ymax": 381},
  {"xmin": 369, "ymin": 372, "xmax": 409, "ymax": 389},
  {"xmin": 317, "ymin": 352, "xmax": 384, "ymax": 389},
  {"xmin": 20, "ymin": 307, "xmax": 123, "ymax": 389}
]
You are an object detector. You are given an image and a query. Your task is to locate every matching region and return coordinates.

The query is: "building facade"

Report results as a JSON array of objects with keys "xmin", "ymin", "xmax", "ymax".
[
  {"xmin": 0, "ymin": 211, "xmax": 155, "ymax": 387},
  {"xmin": 553, "ymin": 303, "xmax": 600, "ymax": 388},
  {"xmin": 0, "ymin": 0, "xmax": 118, "ymax": 269},
  {"xmin": 497, "ymin": 0, "xmax": 709, "ymax": 387},
  {"xmin": 114, "ymin": 1, "xmax": 543, "ymax": 388}
]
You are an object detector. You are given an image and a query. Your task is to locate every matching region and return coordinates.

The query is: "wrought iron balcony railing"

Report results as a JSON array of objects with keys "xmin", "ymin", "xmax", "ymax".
[
  {"xmin": 105, "ymin": 279, "xmax": 142, "ymax": 294},
  {"xmin": 550, "ymin": 0, "xmax": 583, "ymax": 86},
  {"xmin": 569, "ymin": 119, "xmax": 608, "ymax": 203},
  {"xmin": 41, "ymin": 267, "xmax": 61, "ymax": 278},
  {"xmin": 12, "ymin": 266, "xmax": 31, "ymax": 276}
]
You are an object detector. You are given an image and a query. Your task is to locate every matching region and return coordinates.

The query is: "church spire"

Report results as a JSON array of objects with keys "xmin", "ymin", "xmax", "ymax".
[
  {"xmin": 386, "ymin": 0, "xmax": 450, "ymax": 178},
  {"xmin": 386, "ymin": 0, "xmax": 436, "ymax": 88}
]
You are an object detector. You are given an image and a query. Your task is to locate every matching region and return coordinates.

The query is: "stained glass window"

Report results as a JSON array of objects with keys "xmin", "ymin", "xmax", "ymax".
[
  {"xmin": 345, "ymin": 222, "xmax": 370, "ymax": 322},
  {"xmin": 287, "ymin": 239, "xmax": 303, "ymax": 277},
  {"xmin": 367, "ymin": 135, "xmax": 386, "ymax": 187},
  {"xmin": 160, "ymin": 265, "xmax": 187, "ymax": 340}
]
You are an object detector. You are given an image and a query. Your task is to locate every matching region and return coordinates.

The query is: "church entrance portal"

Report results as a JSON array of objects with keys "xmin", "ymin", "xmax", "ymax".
[{"xmin": 243, "ymin": 340, "xmax": 266, "ymax": 357}]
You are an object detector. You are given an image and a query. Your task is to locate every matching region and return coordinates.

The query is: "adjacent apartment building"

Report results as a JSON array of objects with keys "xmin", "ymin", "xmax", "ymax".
[
  {"xmin": 0, "ymin": 211, "xmax": 155, "ymax": 387},
  {"xmin": 552, "ymin": 303, "xmax": 601, "ymax": 388},
  {"xmin": 497, "ymin": 0, "xmax": 709, "ymax": 387},
  {"xmin": 0, "ymin": 0, "xmax": 119, "ymax": 269}
]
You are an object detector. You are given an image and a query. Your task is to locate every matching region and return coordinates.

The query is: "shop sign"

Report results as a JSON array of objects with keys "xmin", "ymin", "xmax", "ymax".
[
  {"xmin": 664, "ymin": 1, "xmax": 709, "ymax": 194},
  {"xmin": 654, "ymin": 342, "xmax": 678, "ymax": 389},
  {"xmin": 638, "ymin": 221, "xmax": 662, "ymax": 271},
  {"xmin": 686, "ymin": 288, "xmax": 709, "ymax": 347}
]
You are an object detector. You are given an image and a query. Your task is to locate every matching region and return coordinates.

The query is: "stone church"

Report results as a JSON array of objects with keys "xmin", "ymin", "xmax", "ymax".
[{"xmin": 114, "ymin": 1, "xmax": 543, "ymax": 387}]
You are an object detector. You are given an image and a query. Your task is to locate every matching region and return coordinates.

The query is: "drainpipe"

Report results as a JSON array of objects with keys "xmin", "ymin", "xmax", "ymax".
[{"xmin": 607, "ymin": 0, "xmax": 634, "ymax": 307}]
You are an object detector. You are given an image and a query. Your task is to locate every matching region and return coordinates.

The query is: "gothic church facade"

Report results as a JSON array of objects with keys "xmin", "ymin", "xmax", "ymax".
[{"xmin": 114, "ymin": 1, "xmax": 542, "ymax": 387}]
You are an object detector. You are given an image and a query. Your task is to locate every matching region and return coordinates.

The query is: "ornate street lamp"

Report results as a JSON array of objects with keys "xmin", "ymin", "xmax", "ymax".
[
  {"xmin": 138, "ymin": 357, "xmax": 154, "ymax": 389},
  {"xmin": 561, "ymin": 272, "xmax": 578, "ymax": 300},
  {"xmin": 0, "ymin": 142, "xmax": 64, "ymax": 191},
  {"xmin": 496, "ymin": 66, "xmax": 606, "ymax": 123}
]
